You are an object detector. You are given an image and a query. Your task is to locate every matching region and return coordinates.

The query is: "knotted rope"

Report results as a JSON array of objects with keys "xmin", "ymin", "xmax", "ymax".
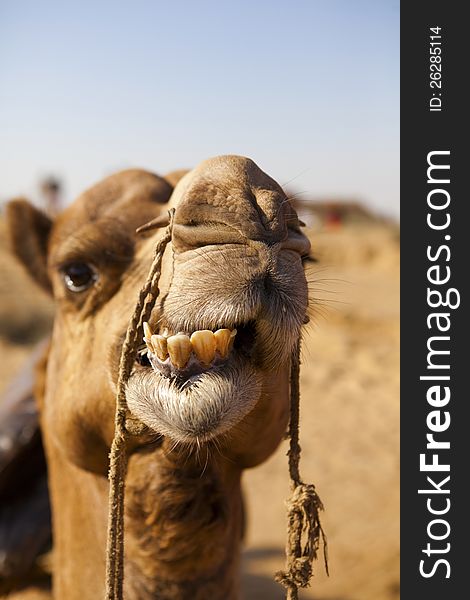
[
  {"xmin": 104, "ymin": 209, "xmax": 327, "ymax": 599},
  {"xmin": 275, "ymin": 339, "xmax": 329, "ymax": 599}
]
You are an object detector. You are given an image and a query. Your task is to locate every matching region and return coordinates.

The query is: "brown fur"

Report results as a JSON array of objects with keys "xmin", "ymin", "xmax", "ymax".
[{"xmin": 6, "ymin": 156, "xmax": 310, "ymax": 598}]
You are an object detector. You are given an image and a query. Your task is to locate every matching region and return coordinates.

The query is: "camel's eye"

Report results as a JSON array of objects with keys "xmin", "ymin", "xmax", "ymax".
[{"xmin": 62, "ymin": 263, "xmax": 98, "ymax": 292}]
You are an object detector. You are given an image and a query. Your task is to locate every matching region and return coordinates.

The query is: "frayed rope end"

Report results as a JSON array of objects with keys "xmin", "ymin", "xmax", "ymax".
[{"xmin": 275, "ymin": 482, "xmax": 329, "ymax": 593}]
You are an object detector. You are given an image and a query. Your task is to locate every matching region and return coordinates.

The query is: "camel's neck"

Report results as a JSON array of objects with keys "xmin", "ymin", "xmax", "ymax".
[
  {"xmin": 46, "ymin": 436, "xmax": 243, "ymax": 600},
  {"xmin": 124, "ymin": 443, "xmax": 243, "ymax": 600}
]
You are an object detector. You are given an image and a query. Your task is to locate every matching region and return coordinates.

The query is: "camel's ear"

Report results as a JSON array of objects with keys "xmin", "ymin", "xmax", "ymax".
[{"xmin": 5, "ymin": 199, "xmax": 53, "ymax": 294}]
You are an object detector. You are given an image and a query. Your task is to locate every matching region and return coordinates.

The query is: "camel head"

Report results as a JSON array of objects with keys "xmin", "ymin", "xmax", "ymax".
[{"xmin": 6, "ymin": 156, "xmax": 310, "ymax": 474}]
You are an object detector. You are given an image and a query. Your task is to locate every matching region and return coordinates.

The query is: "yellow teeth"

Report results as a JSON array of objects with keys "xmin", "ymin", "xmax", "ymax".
[
  {"xmin": 214, "ymin": 328, "xmax": 237, "ymax": 358},
  {"xmin": 143, "ymin": 321, "xmax": 153, "ymax": 339},
  {"xmin": 151, "ymin": 334, "xmax": 168, "ymax": 361},
  {"xmin": 143, "ymin": 326, "xmax": 238, "ymax": 368},
  {"xmin": 190, "ymin": 330, "xmax": 216, "ymax": 365},
  {"xmin": 167, "ymin": 334, "xmax": 192, "ymax": 369},
  {"xmin": 143, "ymin": 322, "xmax": 154, "ymax": 352}
]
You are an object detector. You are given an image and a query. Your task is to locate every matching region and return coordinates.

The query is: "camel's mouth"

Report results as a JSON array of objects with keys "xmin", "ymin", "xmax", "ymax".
[
  {"xmin": 126, "ymin": 320, "xmax": 261, "ymax": 443},
  {"xmin": 142, "ymin": 322, "xmax": 238, "ymax": 378}
]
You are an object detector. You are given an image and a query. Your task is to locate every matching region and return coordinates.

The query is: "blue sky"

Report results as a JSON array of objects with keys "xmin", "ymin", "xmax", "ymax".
[{"xmin": 0, "ymin": 0, "xmax": 399, "ymax": 217}]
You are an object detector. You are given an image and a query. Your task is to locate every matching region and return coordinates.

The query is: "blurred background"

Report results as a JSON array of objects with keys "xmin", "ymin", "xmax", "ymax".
[{"xmin": 0, "ymin": 1, "xmax": 399, "ymax": 599}]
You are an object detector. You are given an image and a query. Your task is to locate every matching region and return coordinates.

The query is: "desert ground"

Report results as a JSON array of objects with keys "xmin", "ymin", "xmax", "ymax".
[{"xmin": 0, "ymin": 217, "xmax": 399, "ymax": 600}]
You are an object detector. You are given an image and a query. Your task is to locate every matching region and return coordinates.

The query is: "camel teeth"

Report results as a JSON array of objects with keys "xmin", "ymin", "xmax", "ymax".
[
  {"xmin": 151, "ymin": 334, "xmax": 168, "ymax": 361},
  {"xmin": 190, "ymin": 330, "xmax": 216, "ymax": 365},
  {"xmin": 143, "ymin": 322, "xmax": 153, "ymax": 341},
  {"xmin": 167, "ymin": 334, "xmax": 192, "ymax": 369},
  {"xmin": 144, "ymin": 326, "xmax": 236, "ymax": 368},
  {"xmin": 214, "ymin": 329, "xmax": 237, "ymax": 358},
  {"xmin": 142, "ymin": 322, "xmax": 154, "ymax": 353}
]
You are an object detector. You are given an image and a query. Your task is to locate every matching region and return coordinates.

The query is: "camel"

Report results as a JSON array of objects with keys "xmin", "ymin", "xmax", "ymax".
[{"xmin": 5, "ymin": 155, "xmax": 311, "ymax": 599}]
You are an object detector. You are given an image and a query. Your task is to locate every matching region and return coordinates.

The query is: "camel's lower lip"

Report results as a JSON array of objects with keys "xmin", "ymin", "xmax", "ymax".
[
  {"xmin": 126, "ymin": 355, "xmax": 261, "ymax": 443},
  {"xmin": 147, "ymin": 349, "xmax": 230, "ymax": 382}
]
